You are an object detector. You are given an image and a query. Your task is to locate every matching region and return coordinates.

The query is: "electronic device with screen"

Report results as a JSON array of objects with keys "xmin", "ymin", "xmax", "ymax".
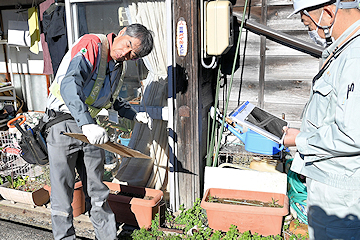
[{"xmin": 229, "ymin": 101, "xmax": 288, "ymax": 144}]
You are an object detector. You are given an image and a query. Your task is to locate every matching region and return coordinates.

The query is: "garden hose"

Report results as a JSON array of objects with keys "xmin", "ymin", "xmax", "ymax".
[{"xmin": 286, "ymin": 158, "xmax": 308, "ymax": 225}]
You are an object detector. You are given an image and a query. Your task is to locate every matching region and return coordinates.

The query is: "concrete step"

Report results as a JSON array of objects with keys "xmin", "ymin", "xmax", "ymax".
[{"xmin": 0, "ymin": 199, "xmax": 95, "ymax": 239}]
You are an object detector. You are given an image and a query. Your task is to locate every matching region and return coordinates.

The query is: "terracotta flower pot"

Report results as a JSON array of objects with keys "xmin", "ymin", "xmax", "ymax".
[
  {"xmin": 104, "ymin": 182, "xmax": 163, "ymax": 229},
  {"xmin": 0, "ymin": 182, "xmax": 50, "ymax": 206},
  {"xmin": 201, "ymin": 188, "xmax": 289, "ymax": 236},
  {"xmin": 44, "ymin": 181, "xmax": 85, "ymax": 217}
]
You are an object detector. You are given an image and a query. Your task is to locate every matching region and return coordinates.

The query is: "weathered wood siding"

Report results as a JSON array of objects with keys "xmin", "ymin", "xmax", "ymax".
[
  {"xmin": 173, "ymin": 0, "xmax": 218, "ymax": 209},
  {"xmin": 220, "ymin": 0, "xmax": 321, "ymax": 129}
]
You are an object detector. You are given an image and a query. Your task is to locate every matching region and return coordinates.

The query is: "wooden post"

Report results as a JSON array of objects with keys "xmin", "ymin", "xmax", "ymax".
[{"xmin": 172, "ymin": 0, "xmax": 216, "ymax": 209}]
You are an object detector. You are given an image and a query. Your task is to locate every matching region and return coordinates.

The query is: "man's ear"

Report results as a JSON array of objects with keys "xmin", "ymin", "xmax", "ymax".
[
  {"xmin": 118, "ymin": 27, "xmax": 127, "ymax": 36},
  {"xmin": 323, "ymin": 5, "xmax": 336, "ymax": 25}
]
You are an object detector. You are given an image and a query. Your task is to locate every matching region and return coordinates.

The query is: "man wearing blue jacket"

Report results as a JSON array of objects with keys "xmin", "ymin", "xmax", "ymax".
[
  {"xmin": 284, "ymin": 0, "xmax": 360, "ymax": 239},
  {"xmin": 44, "ymin": 23, "xmax": 153, "ymax": 240}
]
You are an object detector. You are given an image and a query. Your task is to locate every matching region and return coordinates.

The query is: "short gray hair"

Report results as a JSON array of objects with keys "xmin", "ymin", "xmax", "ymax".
[{"xmin": 124, "ymin": 24, "xmax": 154, "ymax": 58}]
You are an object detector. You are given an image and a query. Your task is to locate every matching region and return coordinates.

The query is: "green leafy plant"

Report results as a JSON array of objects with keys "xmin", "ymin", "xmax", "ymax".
[
  {"xmin": 2, "ymin": 175, "xmax": 47, "ymax": 192},
  {"xmin": 174, "ymin": 198, "xmax": 208, "ymax": 233},
  {"xmin": 116, "ymin": 118, "xmax": 134, "ymax": 136},
  {"xmin": 269, "ymin": 198, "xmax": 280, "ymax": 208},
  {"xmin": 96, "ymin": 115, "xmax": 134, "ymax": 139},
  {"xmin": 207, "ymin": 194, "xmax": 218, "ymax": 203},
  {"xmin": 5, "ymin": 175, "xmax": 29, "ymax": 189},
  {"xmin": 284, "ymin": 219, "xmax": 309, "ymax": 240},
  {"xmin": 293, "ymin": 219, "xmax": 300, "ymax": 229},
  {"xmin": 131, "ymin": 198, "xmax": 285, "ymax": 239}
]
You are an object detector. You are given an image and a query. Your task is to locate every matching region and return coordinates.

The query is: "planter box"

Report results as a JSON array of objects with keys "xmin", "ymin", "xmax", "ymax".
[
  {"xmin": 104, "ymin": 182, "xmax": 163, "ymax": 229},
  {"xmin": 44, "ymin": 181, "xmax": 85, "ymax": 217},
  {"xmin": 201, "ymin": 188, "xmax": 289, "ymax": 236},
  {"xmin": 0, "ymin": 182, "xmax": 49, "ymax": 206}
]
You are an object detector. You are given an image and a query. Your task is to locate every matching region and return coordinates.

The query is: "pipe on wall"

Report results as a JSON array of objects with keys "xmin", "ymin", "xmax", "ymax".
[{"xmin": 232, "ymin": 13, "xmax": 324, "ymax": 58}]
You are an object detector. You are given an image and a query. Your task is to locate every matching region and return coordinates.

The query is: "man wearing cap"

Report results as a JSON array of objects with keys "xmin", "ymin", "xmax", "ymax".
[{"xmin": 284, "ymin": 0, "xmax": 360, "ymax": 239}]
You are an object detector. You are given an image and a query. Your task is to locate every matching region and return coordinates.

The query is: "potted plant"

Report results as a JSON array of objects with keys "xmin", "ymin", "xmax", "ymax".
[
  {"xmin": 96, "ymin": 115, "xmax": 134, "ymax": 147},
  {"xmin": 104, "ymin": 182, "xmax": 163, "ymax": 229},
  {"xmin": 201, "ymin": 188, "xmax": 289, "ymax": 236},
  {"xmin": 115, "ymin": 118, "xmax": 133, "ymax": 147},
  {"xmin": 0, "ymin": 175, "xmax": 50, "ymax": 206}
]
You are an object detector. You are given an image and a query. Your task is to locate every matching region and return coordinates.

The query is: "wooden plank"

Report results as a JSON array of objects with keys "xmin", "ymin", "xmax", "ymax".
[{"xmin": 63, "ymin": 133, "xmax": 151, "ymax": 159}]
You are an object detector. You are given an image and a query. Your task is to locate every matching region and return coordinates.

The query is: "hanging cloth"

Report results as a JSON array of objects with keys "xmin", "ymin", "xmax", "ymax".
[
  {"xmin": 42, "ymin": 3, "xmax": 68, "ymax": 76},
  {"xmin": 28, "ymin": 6, "xmax": 41, "ymax": 54},
  {"xmin": 39, "ymin": 0, "xmax": 55, "ymax": 75}
]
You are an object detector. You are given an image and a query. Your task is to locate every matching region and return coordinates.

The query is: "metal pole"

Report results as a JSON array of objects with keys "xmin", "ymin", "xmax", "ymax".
[
  {"xmin": 232, "ymin": 13, "xmax": 323, "ymax": 58},
  {"xmin": 166, "ymin": 0, "xmax": 180, "ymax": 212},
  {"xmin": 258, "ymin": 0, "xmax": 267, "ymax": 108}
]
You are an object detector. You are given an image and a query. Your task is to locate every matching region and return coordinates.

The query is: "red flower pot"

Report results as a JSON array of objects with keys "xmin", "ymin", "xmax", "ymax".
[
  {"xmin": 201, "ymin": 188, "xmax": 289, "ymax": 236},
  {"xmin": 104, "ymin": 182, "xmax": 163, "ymax": 229},
  {"xmin": 44, "ymin": 181, "xmax": 85, "ymax": 217}
]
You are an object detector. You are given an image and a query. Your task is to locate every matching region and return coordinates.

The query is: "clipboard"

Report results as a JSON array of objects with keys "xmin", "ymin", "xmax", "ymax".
[
  {"xmin": 63, "ymin": 133, "xmax": 151, "ymax": 159},
  {"xmin": 228, "ymin": 101, "xmax": 289, "ymax": 144}
]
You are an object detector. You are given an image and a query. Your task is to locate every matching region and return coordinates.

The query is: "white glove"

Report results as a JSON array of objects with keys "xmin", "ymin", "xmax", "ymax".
[
  {"xmin": 134, "ymin": 112, "xmax": 153, "ymax": 130},
  {"xmin": 82, "ymin": 124, "xmax": 109, "ymax": 145}
]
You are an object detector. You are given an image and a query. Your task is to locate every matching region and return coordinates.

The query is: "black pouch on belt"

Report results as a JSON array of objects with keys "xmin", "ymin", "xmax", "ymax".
[
  {"xmin": 18, "ymin": 119, "xmax": 48, "ymax": 165},
  {"xmin": 16, "ymin": 112, "xmax": 73, "ymax": 165}
]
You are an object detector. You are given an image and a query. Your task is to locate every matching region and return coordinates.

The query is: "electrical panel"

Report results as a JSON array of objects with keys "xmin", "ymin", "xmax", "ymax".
[{"xmin": 206, "ymin": 1, "xmax": 234, "ymax": 56}]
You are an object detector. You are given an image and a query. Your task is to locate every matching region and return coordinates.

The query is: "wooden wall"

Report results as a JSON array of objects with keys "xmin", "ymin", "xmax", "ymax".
[{"xmin": 220, "ymin": 0, "xmax": 322, "ymax": 129}]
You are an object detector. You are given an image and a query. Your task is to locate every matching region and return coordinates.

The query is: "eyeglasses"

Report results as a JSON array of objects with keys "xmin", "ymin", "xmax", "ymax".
[
  {"xmin": 302, "ymin": 9, "xmax": 311, "ymax": 17},
  {"xmin": 300, "ymin": 9, "xmax": 323, "ymax": 29}
]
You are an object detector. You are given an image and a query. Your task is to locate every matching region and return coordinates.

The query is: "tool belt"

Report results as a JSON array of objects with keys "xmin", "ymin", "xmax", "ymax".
[{"xmin": 7, "ymin": 110, "xmax": 74, "ymax": 165}]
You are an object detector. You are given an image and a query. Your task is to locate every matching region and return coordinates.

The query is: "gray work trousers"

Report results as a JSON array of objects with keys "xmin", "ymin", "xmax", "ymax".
[{"xmin": 46, "ymin": 119, "xmax": 117, "ymax": 240}]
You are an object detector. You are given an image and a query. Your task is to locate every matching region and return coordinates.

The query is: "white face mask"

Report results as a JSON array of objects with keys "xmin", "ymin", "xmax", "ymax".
[
  {"xmin": 307, "ymin": 10, "xmax": 327, "ymax": 47},
  {"xmin": 308, "ymin": 29, "xmax": 327, "ymax": 47}
]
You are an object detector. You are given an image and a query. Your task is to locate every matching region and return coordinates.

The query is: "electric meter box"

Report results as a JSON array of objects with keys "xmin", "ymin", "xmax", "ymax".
[{"xmin": 206, "ymin": 1, "xmax": 233, "ymax": 56}]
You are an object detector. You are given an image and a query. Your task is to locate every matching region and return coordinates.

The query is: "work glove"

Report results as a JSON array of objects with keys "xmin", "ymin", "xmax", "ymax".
[
  {"xmin": 134, "ymin": 112, "xmax": 153, "ymax": 130},
  {"xmin": 82, "ymin": 124, "xmax": 109, "ymax": 145}
]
